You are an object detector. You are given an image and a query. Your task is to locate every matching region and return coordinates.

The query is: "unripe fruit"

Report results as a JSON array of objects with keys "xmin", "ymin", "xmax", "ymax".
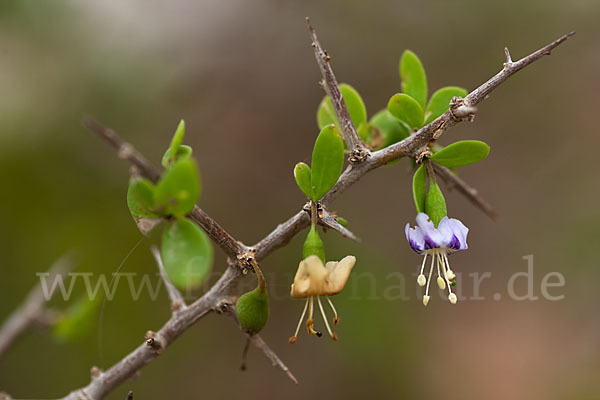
[{"xmin": 235, "ymin": 287, "xmax": 269, "ymax": 336}]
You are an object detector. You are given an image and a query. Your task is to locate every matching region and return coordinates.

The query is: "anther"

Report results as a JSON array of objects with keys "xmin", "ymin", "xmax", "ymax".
[
  {"xmin": 417, "ymin": 274, "xmax": 426, "ymax": 287},
  {"xmin": 437, "ymin": 276, "xmax": 446, "ymax": 290},
  {"xmin": 306, "ymin": 318, "xmax": 319, "ymax": 336},
  {"xmin": 288, "ymin": 336, "xmax": 297, "ymax": 344},
  {"xmin": 449, "ymin": 293, "xmax": 457, "ymax": 304},
  {"xmin": 423, "ymin": 295, "xmax": 430, "ymax": 306}
]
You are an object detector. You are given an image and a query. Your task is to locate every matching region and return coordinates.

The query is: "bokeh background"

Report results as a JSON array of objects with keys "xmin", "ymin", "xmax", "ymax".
[{"xmin": 1, "ymin": 0, "xmax": 598, "ymax": 399}]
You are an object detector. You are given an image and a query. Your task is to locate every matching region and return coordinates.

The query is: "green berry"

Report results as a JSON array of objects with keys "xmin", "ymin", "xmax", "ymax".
[{"xmin": 235, "ymin": 287, "xmax": 269, "ymax": 335}]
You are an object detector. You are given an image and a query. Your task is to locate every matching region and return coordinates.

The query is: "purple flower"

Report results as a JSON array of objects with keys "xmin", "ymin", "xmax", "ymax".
[
  {"xmin": 405, "ymin": 213, "xmax": 468, "ymax": 253},
  {"xmin": 404, "ymin": 213, "xmax": 469, "ymax": 306}
]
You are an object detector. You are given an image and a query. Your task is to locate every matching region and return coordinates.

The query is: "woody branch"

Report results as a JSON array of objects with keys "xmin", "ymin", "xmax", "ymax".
[
  {"xmin": 66, "ymin": 28, "xmax": 573, "ymax": 400},
  {"xmin": 0, "ymin": 23, "xmax": 572, "ymax": 400},
  {"xmin": 0, "ymin": 254, "xmax": 75, "ymax": 361}
]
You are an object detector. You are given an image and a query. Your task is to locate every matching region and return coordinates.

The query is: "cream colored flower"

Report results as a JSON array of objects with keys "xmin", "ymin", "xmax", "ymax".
[{"xmin": 288, "ymin": 255, "xmax": 356, "ymax": 343}]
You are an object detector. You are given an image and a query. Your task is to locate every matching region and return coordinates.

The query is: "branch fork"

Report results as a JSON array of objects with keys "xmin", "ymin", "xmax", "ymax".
[{"xmin": 449, "ymin": 97, "xmax": 477, "ymax": 122}]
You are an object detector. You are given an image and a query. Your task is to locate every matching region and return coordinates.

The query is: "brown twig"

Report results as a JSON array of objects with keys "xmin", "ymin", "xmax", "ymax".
[
  {"xmin": 150, "ymin": 246, "xmax": 186, "ymax": 311},
  {"xmin": 253, "ymin": 32, "xmax": 572, "ymax": 256},
  {"xmin": 82, "ymin": 116, "xmax": 246, "ymax": 260},
  {"xmin": 306, "ymin": 18, "xmax": 370, "ymax": 163},
  {"xmin": 62, "ymin": 266, "xmax": 241, "ymax": 400},
  {"xmin": 302, "ymin": 202, "xmax": 360, "ymax": 242},
  {"xmin": 248, "ymin": 334, "xmax": 298, "ymax": 384},
  {"xmin": 58, "ymin": 30, "xmax": 572, "ymax": 399},
  {"xmin": 433, "ymin": 163, "xmax": 498, "ymax": 220},
  {"xmin": 82, "ymin": 116, "xmax": 161, "ymax": 182},
  {"xmin": 373, "ymin": 31, "xmax": 575, "ymax": 164},
  {"xmin": 0, "ymin": 254, "xmax": 75, "ymax": 361},
  {"xmin": 229, "ymin": 310, "xmax": 298, "ymax": 383}
]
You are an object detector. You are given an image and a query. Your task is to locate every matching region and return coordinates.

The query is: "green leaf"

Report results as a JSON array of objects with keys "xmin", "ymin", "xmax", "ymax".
[
  {"xmin": 311, "ymin": 125, "xmax": 345, "ymax": 200},
  {"xmin": 370, "ymin": 109, "xmax": 410, "ymax": 148},
  {"xmin": 425, "ymin": 181, "xmax": 447, "ymax": 227},
  {"xmin": 294, "ymin": 162, "xmax": 314, "ymax": 200},
  {"xmin": 400, "ymin": 50, "xmax": 428, "ymax": 109},
  {"xmin": 161, "ymin": 218, "xmax": 213, "ymax": 289},
  {"xmin": 162, "ymin": 145, "xmax": 192, "ymax": 168},
  {"xmin": 425, "ymin": 86, "xmax": 467, "ymax": 124},
  {"xmin": 317, "ymin": 84, "xmax": 367, "ymax": 131},
  {"xmin": 412, "ymin": 164, "xmax": 426, "ymax": 213},
  {"xmin": 53, "ymin": 294, "xmax": 102, "ymax": 342},
  {"xmin": 235, "ymin": 286, "xmax": 269, "ymax": 335},
  {"xmin": 430, "ymin": 140, "xmax": 490, "ymax": 168},
  {"xmin": 336, "ymin": 216, "xmax": 349, "ymax": 227},
  {"xmin": 164, "ymin": 120, "xmax": 186, "ymax": 168},
  {"xmin": 155, "ymin": 158, "xmax": 201, "ymax": 217},
  {"xmin": 127, "ymin": 178, "xmax": 158, "ymax": 219},
  {"xmin": 303, "ymin": 225, "xmax": 326, "ymax": 264},
  {"xmin": 388, "ymin": 93, "xmax": 424, "ymax": 130}
]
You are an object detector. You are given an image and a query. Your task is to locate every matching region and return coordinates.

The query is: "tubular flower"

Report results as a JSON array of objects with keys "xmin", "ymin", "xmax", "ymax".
[
  {"xmin": 288, "ymin": 255, "xmax": 355, "ymax": 343},
  {"xmin": 405, "ymin": 212, "xmax": 468, "ymax": 306}
]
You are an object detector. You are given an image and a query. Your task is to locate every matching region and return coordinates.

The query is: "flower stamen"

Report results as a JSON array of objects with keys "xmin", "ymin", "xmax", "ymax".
[
  {"xmin": 325, "ymin": 295, "xmax": 340, "ymax": 325},
  {"xmin": 436, "ymin": 252, "xmax": 446, "ymax": 290},
  {"xmin": 289, "ymin": 297, "xmax": 309, "ymax": 344},
  {"xmin": 317, "ymin": 296, "xmax": 337, "ymax": 340},
  {"xmin": 423, "ymin": 251, "xmax": 435, "ymax": 306},
  {"xmin": 442, "ymin": 253, "xmax": 457, "ymax": 304},
  {"xmin": 417, "ymin": 253, "xmax": 428, "ymax": 287},
  {"xmin": 306, "ymin": 297, "xmax": 322, "ymax": 337},
  {"xmin": 406, "ymin": 213, "xmax": 468, "ymax": 306}
]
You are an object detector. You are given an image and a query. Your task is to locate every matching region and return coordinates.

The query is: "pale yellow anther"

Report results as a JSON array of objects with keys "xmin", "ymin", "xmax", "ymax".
[
  {"xmin": 449, "ymin": 293, "xmax": 457, "ymax": 304},
  {"xmin": 417, "ymin": 274, "xmax": 426, "ymax": 287},
  {"xmin": 437, "ymin": 276, "xmax": 446, "ymax": 290},
  {"xmin": 422, "ymin": 295, "xmax": 430, "ymax": 306},
  {"xmin": 446, "ymin": 269, "xmax": 456, "ymax": 280}
]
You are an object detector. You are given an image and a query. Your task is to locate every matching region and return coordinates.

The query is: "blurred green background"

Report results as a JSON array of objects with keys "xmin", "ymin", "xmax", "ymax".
[{"xmin": 0, "ymin": 0, "xmax": 598, "ymax": 399}]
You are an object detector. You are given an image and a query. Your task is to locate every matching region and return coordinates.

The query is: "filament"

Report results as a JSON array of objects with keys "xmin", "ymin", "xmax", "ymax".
[
  {"xmin": 326, "ymin": 296, "xmax": 339, "ymax": 325},
  {"xmin": 291, "ymin": 297, "xmax": 309, "ymax": 340},
  {"xmin": 317, "ymin": 296, "xmax": 336, "ymax": 340},
  {"xmin": 442, "ymin": 253, "xmax": 454, "ymax": 295},
  {"xmin": 425, "ymin": 250, "xmax": 435, "ymax": 296},
  {"xmin": 420, "ymin": 253, "xmax": 428, "ymax": 275}
]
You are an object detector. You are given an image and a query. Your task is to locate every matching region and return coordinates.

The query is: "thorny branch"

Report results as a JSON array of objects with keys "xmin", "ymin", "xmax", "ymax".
[
  {"xmin": 433, "ymin": 163, "xmax": 498, "ymax": 220},
  {"xmin": 307, "ymin": 18, "xmax": 370, "ymax": 163},
  {"xmin": 82, "ymin": 115, "xmax": 246, "ymax": 260},
  {"xmin": 0, "ymin": 23, "xmax": 572, "ymax": 400},
  {"xmin": 228, "ymin": 307, "xmax": 298, "ymax": 384},
  {"xmin": 0, "ymin": 254, "xmax": 75, "ymax": 361},
  {"xmin": 150, "ymin": 246, "xmax": 186, "ymax": 312}
]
